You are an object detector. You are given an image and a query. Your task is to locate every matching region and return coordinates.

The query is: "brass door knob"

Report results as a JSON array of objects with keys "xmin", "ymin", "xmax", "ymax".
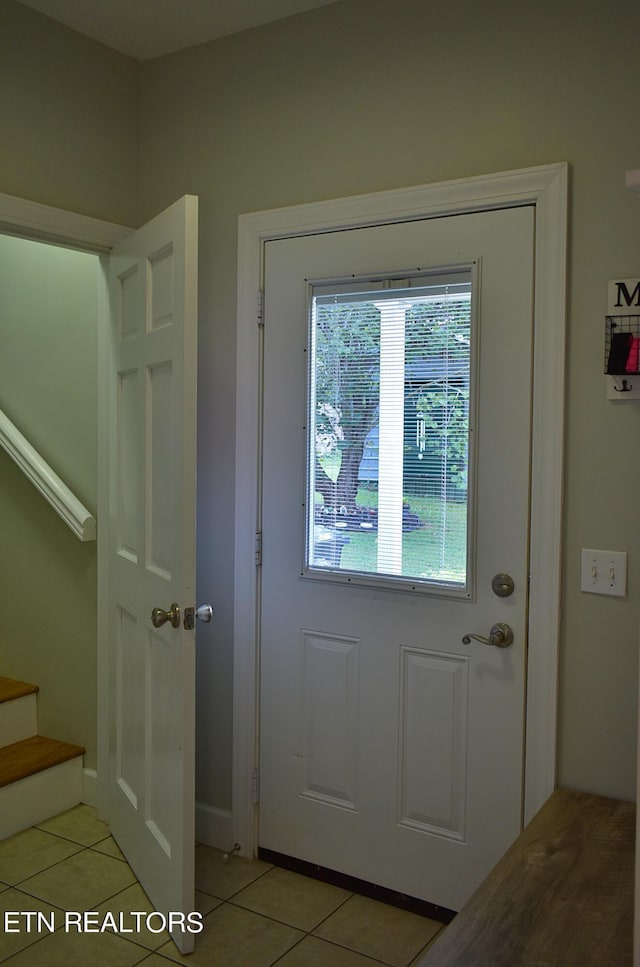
[{"xmin": 151, "ymin": 603, "xmax": 180, "ymax": 629}]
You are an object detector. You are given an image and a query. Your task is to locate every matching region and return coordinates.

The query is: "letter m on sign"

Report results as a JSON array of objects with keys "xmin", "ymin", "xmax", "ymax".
[{"xmin": 608, "ymin": 279, "xmax": 640, "ymax": 314}]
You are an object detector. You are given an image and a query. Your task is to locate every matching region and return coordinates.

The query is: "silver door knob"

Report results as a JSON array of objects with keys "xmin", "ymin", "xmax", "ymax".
[
  {"xmin": 151, "ymin": 603, "xmax": 180, "ymax": 629},
  {"xmin": 462, "ymin": 622, "xmax": 514, "ymax": 648},
  {"xmin": 183, "ymin": 604, "xmax": 214, "ymax": 629},
  {"xmin": 195, "ymin": 604, "xmax": 213, "ymax": 623}
]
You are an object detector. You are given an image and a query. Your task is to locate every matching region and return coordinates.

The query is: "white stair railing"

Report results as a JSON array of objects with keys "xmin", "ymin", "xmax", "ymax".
[{"xmin": 0, "ymin": 409, "xmax": 96, "ymax": 542}]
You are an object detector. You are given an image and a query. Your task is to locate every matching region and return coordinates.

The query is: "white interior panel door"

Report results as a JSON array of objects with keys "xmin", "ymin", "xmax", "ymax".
[
  {"xmin": 106, "ymin": 195, "xmax": 198, "ymax": 954},
  {"xmin": 259, "ymin": 207, "xmax": 534, "ymax": 912}
]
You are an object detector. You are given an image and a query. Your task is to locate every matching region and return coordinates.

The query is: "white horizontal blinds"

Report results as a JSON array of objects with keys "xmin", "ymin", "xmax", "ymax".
[
  {"xmin": 404, "ymin": 283, "xmax": 471, "ymax": 586},
  {"xmin": 309, "ymin": 272, "xmax": 472, "ymax": 589}
]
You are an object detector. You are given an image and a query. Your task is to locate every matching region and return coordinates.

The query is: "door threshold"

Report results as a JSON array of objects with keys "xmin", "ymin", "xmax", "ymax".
[{"xmin": 257, "ymin": 848, "xmax": 456, "ymax": 925}]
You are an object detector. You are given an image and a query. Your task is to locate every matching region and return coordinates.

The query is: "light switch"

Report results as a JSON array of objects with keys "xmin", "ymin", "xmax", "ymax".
[{"xmin": 580, "ymin": 549, "xmax": 627, "ymax": 597}]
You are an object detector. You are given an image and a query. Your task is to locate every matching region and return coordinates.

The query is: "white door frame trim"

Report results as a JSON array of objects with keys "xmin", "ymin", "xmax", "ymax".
[
  {"xmin": 234, "ymin": 163, "xmax": 568, "ymax": 855},
  {"xmin": 0, "ymin": 192, "xmax": 134, "ymax": 818},
  {"xmin": 0, "ymin": 190, "xmax": 132, "ymax": 253}
]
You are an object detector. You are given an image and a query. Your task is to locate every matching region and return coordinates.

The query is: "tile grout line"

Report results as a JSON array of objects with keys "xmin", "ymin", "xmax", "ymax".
[
  {"xmin": 223, "ymin": 884, "xmax": 406, "ymax": 967},
  {"xmin": 3, "ymin": 815, "xmax": 448, "ymax": 966},
  {"xmin": 3, "ymin": 844, "xmax": 143, "ymax": 915},
  {"xmin": 193, "ymin": 857, "xmax": 445, "ymax": 966},
  {"xmin": 0, "ymin": 825, "xmax": 117, "ymax": 892},
  {"xmin": 0, "ymin": 877, "xmax": 180, "ymax": 965},
  {"xmin": 34, "ymin": 823, "xmax": 112, "ymax": 842},
  {"xmin": 268, "ymin": 929, "xmax": 393, "ymax": 967},
  {"xmin": 408, "ymin": 925, "xmax": 446, "ymax": 966},
  {"xmin": 225, "ymin": 881, "xmax": 355, "ymax": 933},
  {"xmin": 0, "ymin": 843, "xmax": 88, "ymax": 890},
  {"xmin": 190, "ymin": 874, "xmax": 396, "ymax": 967}
]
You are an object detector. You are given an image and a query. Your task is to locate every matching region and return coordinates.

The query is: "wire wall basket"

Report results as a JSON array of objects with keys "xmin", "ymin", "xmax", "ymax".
[{"xmin": 605, "ymin": 315, "xmax": 640, "ymax": 375}]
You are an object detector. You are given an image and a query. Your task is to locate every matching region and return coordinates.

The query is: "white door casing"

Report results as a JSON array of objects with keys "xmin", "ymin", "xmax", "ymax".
[
  {"xmin": 0, "ymin": 191, "xmax": 131, "ymax": 825},
  {"xmin": 104, "ymin": 195, "xmax": 199, "ymax": 954},
  {"xmin": 0, "ymin": 191, "xmax": 200, "ymax": 948},
  {"xmin": 260, "ymin": 207, "xmax": 533, "ymax": 910},
  {"xmin": 233, "ymin": 165, "xmax": 567, "ymax": 866}
]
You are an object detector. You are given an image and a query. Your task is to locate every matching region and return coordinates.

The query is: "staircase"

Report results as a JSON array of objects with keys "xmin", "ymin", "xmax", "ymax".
[{"xmin": 0, "ymin": 676, "xmax": 85, "ymax": 839}]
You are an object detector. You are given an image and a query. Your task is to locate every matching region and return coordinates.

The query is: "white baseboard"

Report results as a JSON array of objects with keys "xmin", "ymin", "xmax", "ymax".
[
  {"xmin": 82, "ymin": 767, "xmax": 98, "ymax": 807},
  {"xmin": 195, "ymin": 800, "xmax": 233, "ymax": 851}
]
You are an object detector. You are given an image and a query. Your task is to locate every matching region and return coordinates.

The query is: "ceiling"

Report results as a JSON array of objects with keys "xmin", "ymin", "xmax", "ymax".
[{"xmin": 15, "ymin": 0, "xmax": 343, "ymax": 61}]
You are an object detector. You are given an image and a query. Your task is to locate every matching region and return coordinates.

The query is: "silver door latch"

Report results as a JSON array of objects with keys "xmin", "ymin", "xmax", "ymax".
[{"xmin": 183, "ymin": 604, "xmax": 213, "ymax": 630}]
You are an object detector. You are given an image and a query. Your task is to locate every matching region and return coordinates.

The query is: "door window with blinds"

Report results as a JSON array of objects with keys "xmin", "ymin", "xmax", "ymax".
[{"xmin": 306, "ymin": 268, "xmax": 476, "ymax": 595}]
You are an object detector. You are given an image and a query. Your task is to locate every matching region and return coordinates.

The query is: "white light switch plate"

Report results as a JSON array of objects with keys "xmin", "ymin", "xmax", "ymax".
[{"xmin": 580, "ymin": 549, "xmax": 627, "ymax": 597}]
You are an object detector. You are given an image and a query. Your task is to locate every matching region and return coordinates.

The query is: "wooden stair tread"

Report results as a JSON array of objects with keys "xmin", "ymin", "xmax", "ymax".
[
  {"xmin": 0, "ymin": 735, "xmax": 85, "ymax": 788},
  {"xmin": 0, "ymin": 677, "xmax": 39, "ymax": 704}
]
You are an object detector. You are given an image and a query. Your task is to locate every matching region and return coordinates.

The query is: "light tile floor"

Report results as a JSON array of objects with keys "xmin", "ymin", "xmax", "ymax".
[{"xmin": 0, "ymin": 806, "xmax": 445, "ymax": 966}]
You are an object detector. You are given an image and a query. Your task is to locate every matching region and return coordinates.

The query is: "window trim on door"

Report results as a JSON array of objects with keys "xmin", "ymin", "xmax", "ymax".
[
  {"xmin": 303, "ymin": 266, "xmax": 477, "ymax": 597},
  {"xmin": 234, "ymin": 163, "xmax": 568, "ymax": 855}
]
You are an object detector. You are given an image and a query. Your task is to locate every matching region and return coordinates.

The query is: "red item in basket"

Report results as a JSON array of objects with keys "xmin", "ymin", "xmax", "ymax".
[{"xmin": 626, "ymin": 337, "xmax": 640, "ymax": 373}]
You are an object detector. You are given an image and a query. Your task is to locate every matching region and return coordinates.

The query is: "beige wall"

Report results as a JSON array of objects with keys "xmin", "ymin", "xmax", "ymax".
[
  {"xmin": 140, "ymin": 0, "xmax": 640, "ymax": 810},
  {"xmin": 0, "ymin": 235, "xmax": 100, "ymax": 766},
  {"xmin": 0, "ymin": 0, "xmax": 139, "ymax": 226},
  {"xmin": 1, "ymin": 0, "xmax": 639, "ymax": 814}
]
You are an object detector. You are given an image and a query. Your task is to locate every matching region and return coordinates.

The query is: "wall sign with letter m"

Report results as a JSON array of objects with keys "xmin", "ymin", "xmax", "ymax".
[{"xmin": 608, "ymin": 278, "xmax": 640, "ymax": 314}]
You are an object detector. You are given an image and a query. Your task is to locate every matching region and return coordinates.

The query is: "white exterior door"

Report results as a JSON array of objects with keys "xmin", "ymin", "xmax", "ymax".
[
  {"xmin": 104, "ymin": 196, "xmax": 198, "ymax": 954},
  {"xmin": 259, "ymin": 206, "xmax": 534, "ymax": 912}
]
